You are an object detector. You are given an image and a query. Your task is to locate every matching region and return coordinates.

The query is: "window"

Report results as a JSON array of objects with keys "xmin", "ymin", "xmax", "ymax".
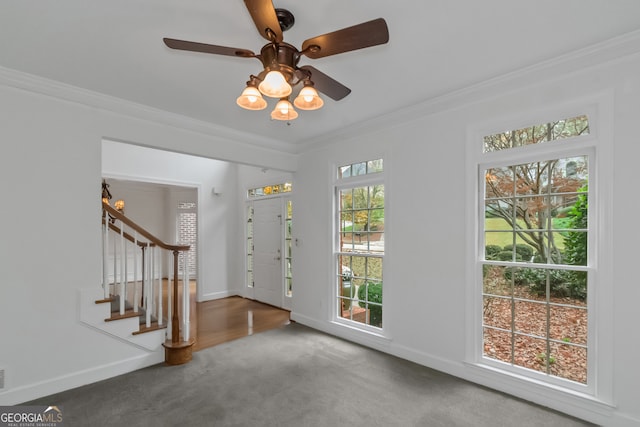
[
  {"xmin": 247, "ymin": 182, "xmax": 292, "ymax": 198},
  {"xmin": 246, "ymin": 205, "xmax": 254, "ymax": 288},
  {"xmin": 338, "ymin": 159, "xmax": 384, "ymax": 179},
  {"xmin": 483, "ymin": 115, "xmax": 589, "ymax": 152},
  {"xmin": 335, "ymin": 159, "xmax": 384, "ymax": 329},
  {"xmin": 177, "ymin": 201, "xmax": 197, "ymax": 277},
  {"xmin": 478, "ymin": 115, "xmax": 592, "ymax": 387},
  {"xmin": 284, "ymin": 200, "xmax": 293, "ymax": 297}
]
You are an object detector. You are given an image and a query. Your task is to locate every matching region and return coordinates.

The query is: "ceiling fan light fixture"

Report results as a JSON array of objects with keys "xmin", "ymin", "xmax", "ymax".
[
  {"xmin": 293, "ymin": 82, "xmax": 324, "ymax": 110},
  {"xmin": 259, "ymin": 70, "xmax": 292, "ymax": 98},
  {"xmin": 271, "ymin": 98, "xmax": 298, "ymax": 121},
  {"xmin": 236, "ymin": 85, "xmax": 267, "ymax": 110}
]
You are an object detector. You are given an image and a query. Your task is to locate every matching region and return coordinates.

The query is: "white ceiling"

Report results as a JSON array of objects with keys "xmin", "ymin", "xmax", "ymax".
[{"xmin": 2, "ymin": 1, "xmax": 640, "ymax": 149}]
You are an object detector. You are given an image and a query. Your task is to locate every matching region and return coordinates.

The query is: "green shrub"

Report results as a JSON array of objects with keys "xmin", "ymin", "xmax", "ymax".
[
  {"xmin": 519, "ymin": 268, "xmax": 586, "ymax": 300},
  {"xmin": 497, "ymin": 251, "xmax": 522, "ymax": 262},
  {"xmin": 563, "ymin": 186, "xmax": 588, "ymax": 298},
  {"xmin": 503, "ymin": 267, "xmax": 527, "ymax": 286},
  {"xmin": 485, "ymin": 245, "xmax": 503, "ymax": 260},
  {"xmin": 503, "ymin": 244, "xmax": 534, "ymax": 261},
  {"xmin": 358, "ymin": 282, "xmax": 382, "ymax": 327}
]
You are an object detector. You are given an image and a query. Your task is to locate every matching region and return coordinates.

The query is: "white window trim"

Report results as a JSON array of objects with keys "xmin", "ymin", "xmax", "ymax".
[{"xmin": 464, "ymin": 93, "xmax": 614, "ymax": 409}]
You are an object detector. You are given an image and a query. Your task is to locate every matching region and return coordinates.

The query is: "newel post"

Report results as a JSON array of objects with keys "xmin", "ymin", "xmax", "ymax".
[
  {"xmin": 162, "ymin": 249, "xmax": 195, "ymax": 365},
  {"xmin": 172, "ymin": 250, "xmax": 180, "ymax": 344}
]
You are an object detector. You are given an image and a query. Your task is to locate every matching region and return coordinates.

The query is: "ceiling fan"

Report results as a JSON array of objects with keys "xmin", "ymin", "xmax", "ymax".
[{"xmin": 163, "ymin": 0, "xmax": 389, "ymax": 121}]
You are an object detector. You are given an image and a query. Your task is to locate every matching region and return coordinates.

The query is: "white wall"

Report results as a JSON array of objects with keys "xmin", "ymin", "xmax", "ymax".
[
  {"xmin": 290, "ymin": 51, "xmax": 640, "ymax": 426},
  {"xmin": 0, "ymin": 70, "xmax": 295, "ymax": 405},
  {"xmin": 105, "ymin": 179, "xmax": 170, "ymax": 240}
]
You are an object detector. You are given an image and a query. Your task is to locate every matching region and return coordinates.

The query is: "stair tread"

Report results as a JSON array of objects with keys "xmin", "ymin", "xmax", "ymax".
[
  {"xmin": 106, "ymin": 307, "xmax": 162, "ymax": 324},
  {"xmin": 133, "ymin": 321, "xmax": 168, "ymax": 335},
  {"xmin": 105, "ymin": 310, "xmax": 142, "ymax": 322}
]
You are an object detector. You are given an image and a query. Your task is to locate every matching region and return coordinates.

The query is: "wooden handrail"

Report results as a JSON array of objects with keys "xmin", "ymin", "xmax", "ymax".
[
  {"xmin": 102, "ymin": 219, "xmax": 156, "ymax": 248},
  {"xmin": 103, "ymin": 202, "xmax": 189, "ymax": 252}
]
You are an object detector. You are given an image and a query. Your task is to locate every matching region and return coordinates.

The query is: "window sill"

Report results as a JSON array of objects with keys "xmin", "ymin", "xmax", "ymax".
[{"xmin": 463, "ymin": 361, "xmax": 615, "ymax": 419}]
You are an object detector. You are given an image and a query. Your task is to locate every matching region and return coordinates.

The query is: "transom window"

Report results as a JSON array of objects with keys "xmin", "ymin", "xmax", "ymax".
[
  {"xmin": 247, "ymin": 182, "xmax": 292, "ymax": 198},
  {"xmin": 483, "ymin": 115, "xmax": 589, "ymax": 152},
  {"xmin": 338, "ymin": 159, "xmax": 383, "ymax": 179},
  {"xmin": 479, "ymin": 115, "xmax": 592, "ymax": 387},
  {"xmin": 335, "ymin": 159, "xmax": 384, "ymax": 329}
]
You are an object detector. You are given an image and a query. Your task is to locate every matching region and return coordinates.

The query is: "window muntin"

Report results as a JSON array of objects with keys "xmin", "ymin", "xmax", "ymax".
[
  {"xmin": 483, "ymin": 115, "xmax": 589, "ymax": 153},
  {"xmin": 336, "ymin": 181, "xmax": 384, "ymax": 329},
  {"xmin": 480, "ymin": 140, "xmax": 591, "ymax": 385}
]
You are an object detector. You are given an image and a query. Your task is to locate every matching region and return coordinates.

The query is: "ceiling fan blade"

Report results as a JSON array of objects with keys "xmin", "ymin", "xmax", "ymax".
[
  {"xmin": 163, "ymin": 38, "xmax": 256, "ymax": 58},
  {"xmin": 301, "ymin": 18, "xmax": 389, "ymax": 59},
  {"xmin": 243, "ymin": 0, "xmax": 283, "ymax": 43},
  {"xmin": 299, "ymin": 66, "xmax": 351, "ymax": 101}
]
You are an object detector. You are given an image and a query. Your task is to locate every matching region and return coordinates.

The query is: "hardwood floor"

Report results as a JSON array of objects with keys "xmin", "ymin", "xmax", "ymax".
[
  {"xmin": 185, "ymin": 281, "xmax": 291, "ymax": 352},
  {"xmin": 125, "ymin": 279, "xmax": 290, "ymax": 351}
]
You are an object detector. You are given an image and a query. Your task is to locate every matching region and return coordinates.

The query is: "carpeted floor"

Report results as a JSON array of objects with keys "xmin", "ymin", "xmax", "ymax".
[{"xmin": 26, "ymin": 323, "xmax": 594, "ymax": 426}]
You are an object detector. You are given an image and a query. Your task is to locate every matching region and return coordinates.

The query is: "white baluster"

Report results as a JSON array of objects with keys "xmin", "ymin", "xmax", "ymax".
[
  {"xmin": 124, "ymin": 231, "xmax": 128, "ymax": 310},
  {"xmin": 119, "ymin": 222, "xmax": 125, "ymax": 315},
  {"xmin": 157, "ymin": 247, "xmax": 163, "ymax": 326},
  {"xmin": 113, "ymin": 237, "xmax": 117, "ymax": 298},
  {"xmin": 102, "ymin": 210, "xmax": 109, "ymax": 299},
  {"xmin": 146, "ymin": 243, "xmax": 152, "ymax": 328},
  {"xmin": 183, "ymin": 251, "xmax": 190, "ymax": 342},
  {"xmin": 133, "ymin": 232, "xmax": 139, "ymax": 313}
]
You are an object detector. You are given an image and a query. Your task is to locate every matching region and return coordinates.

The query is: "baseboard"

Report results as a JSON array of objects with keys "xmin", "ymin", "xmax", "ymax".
[
  {"xmin": 610, "ymin": 413, "xmax": 640, "ymax": 427},
  {"xmin": 199, "ymin": 290, "xmax": 240, "ymax": 302},
  {"xmin": 291, "ymin": 312, "xmax": 386, "ymax": 350},
  {"xmin": 290, "ymin": 311, "xmax": 627, "ymax": 426},
  {"xmin": 0, "ymin": 351, "xmax": 163, "ymax": 406}
]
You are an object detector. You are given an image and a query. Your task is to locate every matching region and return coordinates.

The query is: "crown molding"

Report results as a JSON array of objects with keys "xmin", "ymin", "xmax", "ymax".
[
  {"xmin": 0, "ymin": 66, "xmax": 297, "ymax": 155},
  {"xmin": 298, "ymin": 29, "xmax": 640, "ymax": 153},
  {"xmin": 3, "ymin": 29, "xmax": 640, "ymax": 156}
]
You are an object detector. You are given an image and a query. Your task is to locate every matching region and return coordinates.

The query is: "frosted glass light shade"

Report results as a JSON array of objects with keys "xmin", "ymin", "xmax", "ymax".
[
  {"xmin": 236, "ymin": 86, "xmax": 267, "ymax": 110},
  {"xmin": 258, "ymin": 71, "xmax": 292, "ymax": 98},
  {"xmin": 114, "ymin": 199, "xmax": 125, "ymax": 213},
  {"xmin": 293, "ymin": 85, "xmax": 324, "ymax": 110},
  {"xmin": 270, "ymin": 99, "xmax": 298, "ymax": 121}
]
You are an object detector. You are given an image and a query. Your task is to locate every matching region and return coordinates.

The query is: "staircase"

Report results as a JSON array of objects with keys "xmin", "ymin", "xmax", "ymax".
[{"xmin": 78, "ymin": 202, "xmax": 195, "ymax": 364}]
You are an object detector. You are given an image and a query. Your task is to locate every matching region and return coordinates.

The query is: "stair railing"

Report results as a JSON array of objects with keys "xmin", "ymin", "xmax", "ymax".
[{"xmin": 101, "ymin": 202, "xmax": 194, "ymax": 363}]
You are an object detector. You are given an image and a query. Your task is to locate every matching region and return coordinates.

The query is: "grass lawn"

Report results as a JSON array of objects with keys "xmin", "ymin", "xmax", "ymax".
[{"xmin": 485, "ymin": 218, "xmax": 566, "ymax": 250}]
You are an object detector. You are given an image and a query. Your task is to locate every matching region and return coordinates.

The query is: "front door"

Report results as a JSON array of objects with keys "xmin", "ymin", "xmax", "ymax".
[{"xmin": 252, "ymin": 198, "xmax": 283, "ymax": 307}]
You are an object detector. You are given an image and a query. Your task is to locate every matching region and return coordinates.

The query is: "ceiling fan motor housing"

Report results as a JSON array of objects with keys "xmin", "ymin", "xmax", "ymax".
[
  {"xmin": 275, "ymin": 8, "xmax": 295, "ymax": 32},
  {"xmin": 259, "ymin": 42, "xmax": 299, "ymax": 83}
]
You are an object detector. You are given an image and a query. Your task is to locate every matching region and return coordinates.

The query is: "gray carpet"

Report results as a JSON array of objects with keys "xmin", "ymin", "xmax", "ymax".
[{"xmin": 26, "ymin": 323, "xmax": 594, "ymax": 426}]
